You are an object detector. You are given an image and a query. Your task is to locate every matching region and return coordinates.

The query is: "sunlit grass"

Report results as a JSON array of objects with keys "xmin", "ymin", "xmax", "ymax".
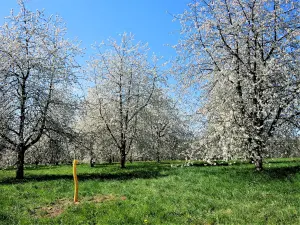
[{"xmin": 1, "ymin": 159, "xmax": 300, "ymax": 224}]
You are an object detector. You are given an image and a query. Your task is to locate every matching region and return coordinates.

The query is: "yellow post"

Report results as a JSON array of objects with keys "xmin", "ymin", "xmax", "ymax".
[{"xmin": 73, "ymin": 159, "xmax": 79, "ymax": 203}]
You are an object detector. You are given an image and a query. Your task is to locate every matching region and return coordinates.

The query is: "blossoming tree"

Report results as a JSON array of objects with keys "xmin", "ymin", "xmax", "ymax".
[
  {"xmin": 174, "ymin": 0, "xmax": 300, "ymax": 170},
  {"xmin": 0, "ymin": 0, "xmax": 81, "ymax": 178}
]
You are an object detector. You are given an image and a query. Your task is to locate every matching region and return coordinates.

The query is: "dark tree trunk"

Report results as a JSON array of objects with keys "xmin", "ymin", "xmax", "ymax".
[
  {"xmin": 89, "ymin": 143, "xmax": 94, "ymax": 167},
  {"xmin": 254, "ymin": 156, "xmax": 263, "ymax": 171},
  {"xmin": 156, "ymin": 150, "xmax": 160, "ymax": 163},
  {"xmin": 119, "ymin": 139, "xmax": 127, "ymax": 168},
  {"xmin": 129, "ymin": 153, "xmax": 133, "ymax": 163},
  {"xmin": 90, "ymin": 158, "xmax": 95, "ymax": 167},
  {"xmin": 248, "ymin": 137, "xmax": 264, "ymax": 171},
  {"xmin": 252, "ymin": 145, "xmax": 263, "ymax": 171},
  {"xmin": 156, "ymin": 141, "xmax": 160, "ymax": 163},
  {"xmin": 16, "ymin": 147, "xmax": 25, "ymax": 179},
  {"xmin": 108, "ymin": 156, "xmax": 113, "ymax": 164},
  {"xmin": 120, "ymin": 150, "xmax": 126, "ymax": 168}
]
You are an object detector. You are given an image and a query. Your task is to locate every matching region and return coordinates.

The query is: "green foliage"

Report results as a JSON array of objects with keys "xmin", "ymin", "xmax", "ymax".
[{"xmin": 1, "ymin": 160, "xmax": 300, "ymax": 224}]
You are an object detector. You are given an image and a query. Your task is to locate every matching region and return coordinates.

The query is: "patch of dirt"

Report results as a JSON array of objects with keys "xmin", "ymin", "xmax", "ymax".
[
  {"xmin": 39, "ymin": 206, "xmax": 65, "ymax": 218},
  {"xmin": 35, "ymin": 198, "xmax": 73, "ymax": 218},
  {"xmin": 91, "ymin": 194, "xmax": 116, "ymax": 203},
  {"xmin": 34, "ymin": 194, "xmax": 126, "ymax": 218}
]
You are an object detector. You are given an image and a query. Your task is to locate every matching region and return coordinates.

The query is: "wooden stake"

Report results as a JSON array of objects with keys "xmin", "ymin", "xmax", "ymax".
[{"xmin": 73, "ymin": 159, "xmax": 79, "ymax": 203}]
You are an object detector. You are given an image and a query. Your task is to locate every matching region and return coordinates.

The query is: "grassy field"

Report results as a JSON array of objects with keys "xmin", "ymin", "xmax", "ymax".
[{"xmin": 1, "ymin": 159, "xmax": 300, "ymax": 225}]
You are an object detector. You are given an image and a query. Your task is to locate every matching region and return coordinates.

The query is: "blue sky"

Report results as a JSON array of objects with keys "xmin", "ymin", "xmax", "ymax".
[
  {"xmin": 0, "ymin": 0, "xmax": 190, "ymax": 62},
  {"xmin": 0, "ymin": 1, "xmax": 199, "ymax": 114}
]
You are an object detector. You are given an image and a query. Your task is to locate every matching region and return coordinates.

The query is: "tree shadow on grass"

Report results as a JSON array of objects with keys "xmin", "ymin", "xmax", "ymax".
[
  {"xmin": 264, "ymin": 159, "xmax": 300, "ymax": 164},
  {"xmin": 93, "ymin": 161, "xmax": 172, "ymax": 169},
  {"xmin": 261, "ymin": 165, "xmax": 300, "ymax": 180},
  {"xmin": 226, "ymin": 164, "xmax": 300, "ymax": 182},
  {"xmin": 0, "ymin": 168, "xmax": 169, "ymax": 185},
  {"xmin": 190, "ymin": 162, "xmax": 300, "ymax": 182}
]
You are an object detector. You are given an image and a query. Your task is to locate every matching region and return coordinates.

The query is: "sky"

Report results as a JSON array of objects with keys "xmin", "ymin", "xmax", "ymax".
[
  {"xmin": 0, "ymin": 0, "xmax": 190, "ymax": 62},
  {"xmin": 0, "ymin": 0, "xmax": 200, "ymax": 114}
]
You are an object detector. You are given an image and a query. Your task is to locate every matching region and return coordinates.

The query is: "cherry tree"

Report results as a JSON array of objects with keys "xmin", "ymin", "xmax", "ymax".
[
  {"xmin": 75, "ymin": 101, "xmax": 118, "ymax": 166},
  {"xmin": 174, "ymin": 0, "xmax": 300, "ymax": 170},
  {"xmin": 0, "ymin": 1, "xmax": 81, "ymax": 178},
  {"xmin": 86, "ymin": 33, "xmax": 158, "ymax": 168},
  {"xmin": 137, "ymin": 88, "xmax": 190, "ymax": 162}
]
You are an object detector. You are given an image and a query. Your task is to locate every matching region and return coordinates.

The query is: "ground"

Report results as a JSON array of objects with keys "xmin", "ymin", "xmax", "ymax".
[{"xmin": 0, "ymin": 159, "xmax": 300, "ymax": 224}]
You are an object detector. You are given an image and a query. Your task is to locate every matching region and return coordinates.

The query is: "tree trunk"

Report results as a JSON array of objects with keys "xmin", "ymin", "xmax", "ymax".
[
  {"xmin": 90, "ymin": 143, "xmax": 94, "ymax": 167},
  {"xmin": 156, "ymin": 150, "xmax": 160, "ymax": 163},
  {"xmin": 156, "ymin": 138, "xmax": 162, "ymax": 163},
  {"xmin": 129, "ymin": 153, "xmax": 133, "ymax": 163},
  {"xmin": 16, "ymin": 147, "xmax": 25, "ymax": 179},
  {"xmin": 108, "ymin": 156, "xmax": 112, "ymax": 164},
  {"xmin": 120, "ymin": 150, "xmax": 126, "ymax": 168},
  {"xmin": 252, "ymin": 145, "xmax": 263, "ymax": 171},
  {"xmin": 254, "ymin": 156, "xmax": 263, "ymax": 171},
  {"xmin": 90, "ymin": 158, "xmax": 95, "ymax": 167}
]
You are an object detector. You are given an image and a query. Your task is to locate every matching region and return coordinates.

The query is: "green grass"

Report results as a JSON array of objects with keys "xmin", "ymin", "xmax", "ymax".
[{"xmin": 1, "ymin": 160, "xmax": 300, "ymax": 224}]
